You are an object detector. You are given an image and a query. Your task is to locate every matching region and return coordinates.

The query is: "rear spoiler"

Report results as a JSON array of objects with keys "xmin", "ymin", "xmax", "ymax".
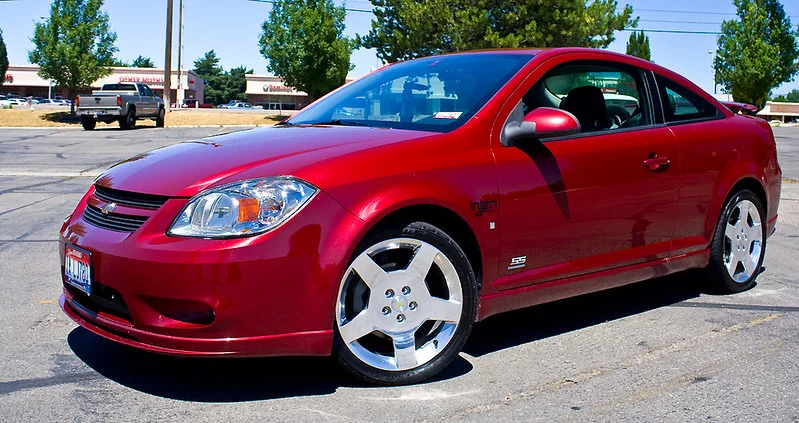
[{"xmin": 720, "ymin": 101, "xmax": 759, "ymax": 116}]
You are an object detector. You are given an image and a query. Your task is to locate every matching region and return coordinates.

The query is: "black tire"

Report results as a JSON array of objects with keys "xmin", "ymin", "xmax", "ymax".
[
  {"xmin": 155, "ymin": 107, "xmax": 165, "ymax": 128},
  {"xmin": 333, "ymin": 221, "xmax": 478, "ymax": 386},
  {"xmin": 703, "ymin": 190, "xmax": 767, "ymax": 293},
  {"xmin": 119, "ymin": 108, "xmax": 136, "ymax": 130},
  {"xmin": 81, "ymin": 117, "xmax": 96, "ymax": 131}
]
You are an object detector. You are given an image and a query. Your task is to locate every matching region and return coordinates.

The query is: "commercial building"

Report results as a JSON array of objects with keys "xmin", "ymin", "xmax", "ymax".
[
  {"xmin": 757, "ymin": 101, "xmax": 799, "ymax": 123},
  {"xmin": 1, "ymin": 65, "xmax": 204, "ymax": 105},
  {"xmin": 245, "ymin": 74, "xmax": 309, "ymax": 110}
]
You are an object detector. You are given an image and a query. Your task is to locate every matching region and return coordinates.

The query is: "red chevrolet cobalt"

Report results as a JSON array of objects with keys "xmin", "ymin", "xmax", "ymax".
[{"xmin": 60, "ymin": 48, "xmax": 781, "ymax": 385}]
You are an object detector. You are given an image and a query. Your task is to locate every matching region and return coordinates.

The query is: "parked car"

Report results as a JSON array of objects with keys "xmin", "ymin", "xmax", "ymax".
[
  {"xmin": 229, "ymin": 102, "xmax": 253, "ymax": 109},
  {"xmin": 59, "ymin": 48, "xmax": 781, "ymax": 385},
  {"xmin": 75, "ymin": 83, "xmax": 164, "ymax": 130},
  {"xmin": 38, "ymin": 99, "xmax": 66, "ymax": 106},
  {"xmin": 218, "ymin": 100, "xmax": 245, "ymax": 109},
  {"xmin": 0, "ymin": 95, "xmax": 10, "ymax": 108}
]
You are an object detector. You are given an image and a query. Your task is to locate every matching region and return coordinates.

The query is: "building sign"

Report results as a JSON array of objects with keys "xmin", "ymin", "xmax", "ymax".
[
  {"xmin": 3, "ymin": 74, "xmax": 12, "ymax": 83},
  {"xmin": 119, "ymin": 76, "xmax": 164, "ymax": 85},
  {"xmin": 263, "ymin": 84, "xmax": 294, "ymax": 93}
]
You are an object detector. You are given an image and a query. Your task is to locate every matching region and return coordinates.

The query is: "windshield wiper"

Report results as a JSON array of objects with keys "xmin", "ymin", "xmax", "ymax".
[{"xmin": 305, "ymin": 119, "xmax": 368, "ymax": 127}]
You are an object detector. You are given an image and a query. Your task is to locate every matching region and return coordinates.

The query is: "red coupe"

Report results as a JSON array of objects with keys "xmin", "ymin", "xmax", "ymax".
[{"xmin": 60, "ymin": 48, "xmax": 782, "ymax": 385}]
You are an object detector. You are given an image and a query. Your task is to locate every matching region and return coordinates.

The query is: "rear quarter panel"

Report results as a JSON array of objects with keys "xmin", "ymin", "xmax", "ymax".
[{"xmin": 670, "ymin": 114, "xmax": 779, "ymax": 253}]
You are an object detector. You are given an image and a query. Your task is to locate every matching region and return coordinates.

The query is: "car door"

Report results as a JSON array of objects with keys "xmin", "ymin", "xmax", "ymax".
[
  {"xmin": 136, "ymin": 84, "xmax": 152, "ymax": 115},
  {"xmin": 491, "ymin": 57, "xmax": 681, "ymax": 290},
  {"xmin": 143, "ymin": 85, "xmax": 159, "ymax": 114}
]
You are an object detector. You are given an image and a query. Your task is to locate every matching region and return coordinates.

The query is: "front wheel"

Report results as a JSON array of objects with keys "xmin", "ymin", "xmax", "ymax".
[
  {"xmin": 704, "ymin": 190, "xmax": 767, "ymax": 293},
  {"xmin": 155, "ymin": 107, "xmax": 165, "ymax": 128},
  {"xmin": 334, "ymin": 222, "xmax": 478, "ymax": 385}
]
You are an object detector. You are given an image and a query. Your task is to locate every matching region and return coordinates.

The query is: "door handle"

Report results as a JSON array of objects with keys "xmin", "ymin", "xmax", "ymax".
[{"xmin": 644, "ymin": 154, "xmax": 670, "ymax": 171}]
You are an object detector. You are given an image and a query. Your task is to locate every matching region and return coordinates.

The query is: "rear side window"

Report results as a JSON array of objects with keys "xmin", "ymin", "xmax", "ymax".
[{"xmin": 656, "ymin": 75, "xmax": 721, "ymax": 123}]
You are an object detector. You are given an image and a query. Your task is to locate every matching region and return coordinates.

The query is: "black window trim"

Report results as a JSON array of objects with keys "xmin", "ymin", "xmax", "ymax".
[
  {"xmin": 653, "ymin": 72, "xmax": 725, "ymax": 127},
  {"xmin": 516, "ymin": 60, "xmax": 661, "ymax": 144}
]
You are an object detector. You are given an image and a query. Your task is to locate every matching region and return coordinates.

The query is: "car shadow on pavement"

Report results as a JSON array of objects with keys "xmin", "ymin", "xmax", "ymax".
[
  {"xmin": 464, "ymin": 272, "xmax": 705, "ymax": 357},
  {"xmin": 66, "ymin": 327, "xmax": 473, "ymax": 402},
  {"xmin": 67, "ymin": 271, "xmax": 708, "ymax": 401}
]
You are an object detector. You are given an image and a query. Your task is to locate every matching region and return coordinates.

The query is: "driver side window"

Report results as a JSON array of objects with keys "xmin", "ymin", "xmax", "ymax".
[{"xmin": 515, "ymin": 61, "xmax": 651, "ymax": 134}]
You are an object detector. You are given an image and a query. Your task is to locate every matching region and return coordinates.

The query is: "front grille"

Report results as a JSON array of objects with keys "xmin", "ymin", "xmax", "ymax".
[
  {"xmin": 83, "ymin": 204, "xmax": 149, "ymax": 232},
  {"xmin": 94, "ymin": 185, "xmax": 169, "ymax": 210}
]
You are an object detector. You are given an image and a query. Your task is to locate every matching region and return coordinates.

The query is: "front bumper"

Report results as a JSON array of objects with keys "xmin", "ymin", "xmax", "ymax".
[{"xmin": 59, "ymin": 187, "xmax": 365, "ymax": 357}]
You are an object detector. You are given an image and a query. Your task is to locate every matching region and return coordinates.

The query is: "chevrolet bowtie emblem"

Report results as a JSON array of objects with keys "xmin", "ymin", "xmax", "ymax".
[{"xmin": 101, "ymin": 203, "xmax": 117, "ymax": 214}]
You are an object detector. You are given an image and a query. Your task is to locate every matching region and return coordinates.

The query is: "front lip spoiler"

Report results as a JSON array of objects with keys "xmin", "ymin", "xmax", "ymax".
[
  {"xmin": 60, "ymin": 291, "xmax": 334, "ymax": 357},
  {"xmin": 767, "ymin": 214, "xmax": 778, "ymax": 238}
]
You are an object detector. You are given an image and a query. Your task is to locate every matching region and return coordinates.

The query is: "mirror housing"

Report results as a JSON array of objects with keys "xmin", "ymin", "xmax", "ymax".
[{"xmin": 502, "ymin": 107, "xmax": 581, "ymax": 146}]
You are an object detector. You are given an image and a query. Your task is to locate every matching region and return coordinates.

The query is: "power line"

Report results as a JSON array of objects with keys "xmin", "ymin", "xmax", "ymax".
[
  {"xmin": 247, "ymin": 0, "xmax": 372, "ymax": 13},
  {"xmin": 623, "ymin": 28, "xmax": 721, "ymax": 35},
  {"xmin": 630, "ymin": 7, "xmax": 799, "ymax": 20},
  {"xmin": 639, "ymin": 19, "xmax": 722, "ymax": 25}
]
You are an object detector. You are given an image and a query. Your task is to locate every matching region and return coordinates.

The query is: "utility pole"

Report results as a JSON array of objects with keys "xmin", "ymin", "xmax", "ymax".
[
  {"xmin": 176, "ymin": 0, "xmax": 183, "ymax": 107},
  {"xmin": 164, "ymin": 0, "xmax": 173, "ymax": 112}
]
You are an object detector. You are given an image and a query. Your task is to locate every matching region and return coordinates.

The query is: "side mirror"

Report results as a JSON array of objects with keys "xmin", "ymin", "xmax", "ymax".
[{"xmin": 502, "ymin": 107, "xmax": 581, "ymax": 147}]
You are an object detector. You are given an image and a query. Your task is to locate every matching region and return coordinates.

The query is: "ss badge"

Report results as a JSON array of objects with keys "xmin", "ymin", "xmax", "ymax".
[{"xmin": 508, "ymin": 256, "xmax": 527, "ymax": 270}]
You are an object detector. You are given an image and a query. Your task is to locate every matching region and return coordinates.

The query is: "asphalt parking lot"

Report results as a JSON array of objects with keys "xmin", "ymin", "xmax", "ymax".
[{"xmin": 1, "ymin": 126, "xmax": 798, "ymax": 422}]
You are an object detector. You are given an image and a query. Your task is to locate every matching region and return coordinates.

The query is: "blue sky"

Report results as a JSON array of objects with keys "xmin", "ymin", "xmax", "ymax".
[{"xmin": 2, "ymin": 0, "xmax": 799, "ymax": 95}]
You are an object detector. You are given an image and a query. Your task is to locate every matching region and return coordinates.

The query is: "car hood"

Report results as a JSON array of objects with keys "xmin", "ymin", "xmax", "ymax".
[{"xmin": 96, "ymin": 125, "xmax": 437, "ymax": 197}]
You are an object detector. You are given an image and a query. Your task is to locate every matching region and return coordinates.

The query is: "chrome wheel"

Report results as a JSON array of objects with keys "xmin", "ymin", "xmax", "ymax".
[
  {"xmin": 723, "ymin": 199, "xmax": 763, "ymax": 283},
  {"xmin": 336, "ymin": 238, "xmax": 464, "ymax": 372}
]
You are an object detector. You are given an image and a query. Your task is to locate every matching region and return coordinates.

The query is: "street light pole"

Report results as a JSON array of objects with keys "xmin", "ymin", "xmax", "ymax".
[
  {"xmin": 176, "ymin": 0, "xmax": 183, "ymax": 107},
  {"xmin": 709, "ymin": 50, "xmax": 717, "ymax": 95},
  {"xmin": 164, "ymin": 0, "xmax": 173, "ymax": 112}
]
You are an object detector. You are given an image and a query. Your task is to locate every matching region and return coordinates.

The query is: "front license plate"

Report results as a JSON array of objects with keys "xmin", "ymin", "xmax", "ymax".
[{"xmin": 64, "ymin": 244, "xmax": 92, "ymax": 295}]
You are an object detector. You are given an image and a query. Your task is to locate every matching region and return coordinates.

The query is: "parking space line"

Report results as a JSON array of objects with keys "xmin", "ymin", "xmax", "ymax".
[{"xmin": 670, "ymin": 301, "xmax": 799, "ymax": 313}]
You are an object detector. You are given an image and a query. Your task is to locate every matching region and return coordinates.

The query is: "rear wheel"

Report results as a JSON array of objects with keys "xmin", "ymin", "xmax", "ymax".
[
  {"xmin": 119, "ymin": 108, "xmax": 136, "ymax": 130},
  {"xmin": 704, "ymin": 190, "xmax": 766, "ymax": 293},
  {"xmin": 155, "ymin": 107, "xmax": 165, "ymax": 128},
  {"xmin": 334, "ymin": 222, "xmax": 478, "ymax": 385},
  {"xmin": 80, "ymin": 117, "xmax": 96, "ymax": 131}
]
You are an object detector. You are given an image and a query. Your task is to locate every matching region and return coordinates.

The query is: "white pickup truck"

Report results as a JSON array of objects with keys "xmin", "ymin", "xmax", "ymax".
[{"xmin": 75, "ymin": 83, "xmax": 165, "ymax": 130}]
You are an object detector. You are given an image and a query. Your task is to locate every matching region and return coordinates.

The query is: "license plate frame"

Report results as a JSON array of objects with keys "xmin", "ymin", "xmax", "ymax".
[{"xmin": 64, "ymin": 244, "xmax": 92, "ymax": 295}]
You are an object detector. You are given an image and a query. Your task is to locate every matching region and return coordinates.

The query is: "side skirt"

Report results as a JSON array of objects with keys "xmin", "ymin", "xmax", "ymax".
[{"xmin": 477, "ymin": 249, "xmax": 710, "ymax": 321}]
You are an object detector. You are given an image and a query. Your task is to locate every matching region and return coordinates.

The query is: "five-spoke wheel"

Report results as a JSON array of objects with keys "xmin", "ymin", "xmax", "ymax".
[
  {"xmin": 334, "ymin": 222, "xmax": 477, "ymax": 385},
  {"xmin": 705, "ymin": 190, "xmax": 767, "ymax": 293}
]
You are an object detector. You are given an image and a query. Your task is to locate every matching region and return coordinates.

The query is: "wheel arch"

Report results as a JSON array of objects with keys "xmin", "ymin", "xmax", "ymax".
[
  {"xmin": 357, "ymin": 203, "xmax": 484, "ymax": 289},
  {"xmin": 706, "ymin": 173, "xmax": 768, "ymax": 241},
  {"xmin": 727, "ymin": 177, "xmax": 767, "ymax": 211}
]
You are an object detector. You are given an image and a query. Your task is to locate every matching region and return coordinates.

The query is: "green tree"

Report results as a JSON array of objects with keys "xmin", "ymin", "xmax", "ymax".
[
  {"xmin": 259, "ymin": 0, "xmax": 353, "ymax": 101},
  {"xmin": 223, "ymin": 65, "xmax": 253, "ymax": 103},
  {"xmin": 0, "ymin": 29, "xmax": 8, "ymax": 89},
  {"xmin": 773, "ymin": 88, "xmax": 799, "ymax": 102},
  {"xmin": 131, "ymin": 55, "xmax": 155, "ymax": 68},
  {"xmin": 358, "ymin": 0, "xmax": 637, "ymax": 63},
  {"xmin": 626, "ymin": 30, "xmax": 651, "ymax": 61},
  {"xmin": 714, "ymin": 0, "xmax": 799, "ymax": 109},
  {"xmin": 192, "ymin": 50, "xmax": 226, "ymax": 105},
  {"xmin": 772, "ymin": 94, "xmax": 788, "ymax": 102},
  {"xmin": 111, "ymin": 57, "xmax": 128, "ymax": 67},
  {"xmin": 29, "ymin": 0, "xmax": 117, "ymax": 113}
]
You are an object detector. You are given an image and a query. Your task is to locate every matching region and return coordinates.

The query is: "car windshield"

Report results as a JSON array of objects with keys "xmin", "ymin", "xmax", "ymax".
[{"xmin": 289, "ymin": 53, "xmax": 533, "ymax": 132}]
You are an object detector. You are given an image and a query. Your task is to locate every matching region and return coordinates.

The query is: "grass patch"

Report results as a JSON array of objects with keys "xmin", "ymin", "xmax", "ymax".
[{"xmin": 0, "ymin": 108, "xmax": 291, "ymax": 128}]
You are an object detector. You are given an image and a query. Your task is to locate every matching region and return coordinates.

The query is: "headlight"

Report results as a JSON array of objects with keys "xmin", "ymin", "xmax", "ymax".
[{"xmin": 168, "ymin": 177, "xmax": 317, "ymax": 238}]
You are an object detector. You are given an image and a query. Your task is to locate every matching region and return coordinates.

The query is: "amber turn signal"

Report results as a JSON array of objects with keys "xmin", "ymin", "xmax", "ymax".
[{"xmin": 238, "ymin": 197, "xmax": 260, "ymax": 222}]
